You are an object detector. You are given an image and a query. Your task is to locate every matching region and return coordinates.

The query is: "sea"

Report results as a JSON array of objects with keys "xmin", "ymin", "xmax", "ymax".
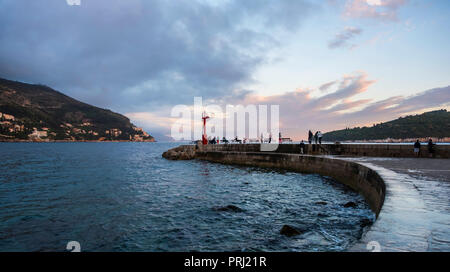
[{"xmin": 0, "ymin": 142, "xmax": 374, "ymax": 252}]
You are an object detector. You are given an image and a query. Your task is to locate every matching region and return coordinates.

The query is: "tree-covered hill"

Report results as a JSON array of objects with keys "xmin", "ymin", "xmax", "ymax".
[
  {"xmin": 322, "ymin": 110, "xmax": 450, "ymax": 142},
  {"xmin": 0, "ymin": 78, "xmax": 154, "ymax": 141}
]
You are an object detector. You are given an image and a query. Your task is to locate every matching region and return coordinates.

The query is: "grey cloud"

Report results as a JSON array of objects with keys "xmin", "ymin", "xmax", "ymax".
[
  {"xmin": 309, "ymin": 72, "xmax": 374, "ymax": 110},
  {"xmin": 0, "ymin": 0, "xmax": 316, "ymax": 112},
  {"xmin": 237, "ymin": 0, "xmax": 316, "ymax": 31},
  {"xmin": 328, "ymin": 27, "xmax": 363, "ymax": 49},
  {"xmin": 319, "ymin": 80, "xmax": 337, "ymax": 91}
]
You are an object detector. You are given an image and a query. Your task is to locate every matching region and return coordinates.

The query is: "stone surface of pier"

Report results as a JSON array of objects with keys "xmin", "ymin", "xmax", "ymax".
[{"xmin": 344, "ymin": 157, "xmax": 450, "ymax": 251}]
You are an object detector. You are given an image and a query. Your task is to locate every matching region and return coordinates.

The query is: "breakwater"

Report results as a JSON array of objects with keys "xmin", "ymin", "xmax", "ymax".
[
  {"xmin": 163, "ymin": 143, "xmax": 450, "ymax": 251},
  {"xmin": 180, "ymin": 143, "xmax": 450, "ymax": 158}
]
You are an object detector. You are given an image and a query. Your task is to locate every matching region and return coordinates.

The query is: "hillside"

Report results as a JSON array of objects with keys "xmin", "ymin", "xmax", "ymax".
[
  {"xmin": 322, "ymin": 110, "xmax": 450, "ymax": 142},
  {"xmin": 0, "ymin": 78, "xmax": 154, "ymax": 142}
]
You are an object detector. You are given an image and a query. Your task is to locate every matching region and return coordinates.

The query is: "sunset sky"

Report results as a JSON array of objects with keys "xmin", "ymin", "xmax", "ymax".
[{"xmin": 1, "ymin": 0, "xmax": 449, "ymax": 140}]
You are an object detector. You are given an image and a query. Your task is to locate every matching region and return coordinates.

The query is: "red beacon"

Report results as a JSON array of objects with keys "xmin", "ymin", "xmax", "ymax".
[{"xmin": 202, "ymin": 112, "xmax": 210, "ymax": 145}]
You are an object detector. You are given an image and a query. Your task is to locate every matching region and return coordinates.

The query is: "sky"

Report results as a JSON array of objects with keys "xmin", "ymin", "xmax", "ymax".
[{"xmin": 0, "ymin": 0, "xmax": 449, "ymax": 140}]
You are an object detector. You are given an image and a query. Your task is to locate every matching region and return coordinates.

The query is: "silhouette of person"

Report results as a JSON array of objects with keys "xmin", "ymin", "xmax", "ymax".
[
  {"xmin": 318, "ymin": 131, "xmax": 323, "ymax": 145},
  {"xmin": 428, "ymin": 139, "xmax": 434, "ymax": 158},
  {"xmin": 299, "ymin": 140, "xmax": 305, "ymax": 154},
  {"xmin": 414, "ymin": 139, "xmax": 421, "ymax": 157}
]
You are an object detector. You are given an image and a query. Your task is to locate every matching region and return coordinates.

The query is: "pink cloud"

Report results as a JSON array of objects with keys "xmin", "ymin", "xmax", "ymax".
[
  {"xmin": 230, "ymin": 72, "xmax": 449, "ymax": 140},
  {"xmin": 343, "ymin": 0, "xmax": 407, "ymax": 21}
]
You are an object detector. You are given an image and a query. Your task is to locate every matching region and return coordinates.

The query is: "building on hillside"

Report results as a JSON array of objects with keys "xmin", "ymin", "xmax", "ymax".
[
  {"xmin": 29, "ymin": 129, "xmax": 48, "ymax": 139},
  {"xmin": 110, "ymin": 129, "xmax": 122, "ymax": 137},
  {"xmin": 2, "ymin": 113, "xmax": 14, "ymax": 121},
  {"xmin": 133, "ymin": 126, "xmax": 150, "ymax": 137},
  {"xmin": 133, "ymin": 134, "xmax": 144, "ymax": 141},
  {"xmin": 72, "ymin": 128, "xmax": 82, "ymax": 134},
  {"xmin": 14, "ymin": 125, "xmax": 24, "ymax": 132},
  {"xmin": 0, "ymin": 121, "xmax": 12, "ymax": 126}
]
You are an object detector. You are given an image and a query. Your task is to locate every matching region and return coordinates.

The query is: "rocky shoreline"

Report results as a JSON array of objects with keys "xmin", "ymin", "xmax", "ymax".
[{"xmin": 162, "ymin": 145, "xmax": 196, "ymax": 160}]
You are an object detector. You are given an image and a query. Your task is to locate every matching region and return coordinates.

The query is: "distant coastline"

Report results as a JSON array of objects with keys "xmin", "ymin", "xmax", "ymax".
[
  {"xmin": 322, "ymin": 110, "xmax": 450, "ymax": 142},
  {"xmin": 327, "ymin": 137, "xmax": 450, "ymax": 144}
]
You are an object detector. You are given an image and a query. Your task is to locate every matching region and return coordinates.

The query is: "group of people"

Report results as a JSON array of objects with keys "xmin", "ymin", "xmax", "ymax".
[
  {"xmin": 207, "ymin": 136, "xmax": 247, "ymax": 144},
  {"xmin": 414, "ymin": 139, "xmax": 435, "ymax": 157},
  {"xmin": 296, "ymin": 130, "xmax": 323, "ymax": 154},
  {"xmin": 208, "ymin": 137, "xmax": 219, "ymax": 144},
  {"xmin": 308, "ymin": 130, "xmax": 323, "ymax": 145},
  {"xmin": 217, "ymin": 133, "xmax": 278, "ymax": 144},
  {"xmin": 208, "ymin": 136, "xmax": 266, "ymax": 144}
]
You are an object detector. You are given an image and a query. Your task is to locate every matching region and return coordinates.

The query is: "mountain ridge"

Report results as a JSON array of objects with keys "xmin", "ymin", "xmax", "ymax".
[
  {"xmin": 0, "ymin": 77, "xmax": 155, "ymax": 142},
  {"xmin": 322, "ymin": 109, "xmax": 450, "ymax": 142}
]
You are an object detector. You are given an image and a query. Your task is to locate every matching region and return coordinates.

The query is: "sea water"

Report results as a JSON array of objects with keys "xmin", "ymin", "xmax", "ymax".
[{"xmin": 0, "ymin": 142, "xmax": 374, "ymax": 252}]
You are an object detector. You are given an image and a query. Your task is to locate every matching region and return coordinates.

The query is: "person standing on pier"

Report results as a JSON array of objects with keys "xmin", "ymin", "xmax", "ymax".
[
  {"xmin": 299, "ymin": 140, "xmax": 305, "ymax": 154},
  {"xmin": 308, "ymin": 130, "xmax": 313, "ymax": 144},
  {"xmin": 428, "ymin": 139, "xmax": 435, "ymax": 158},
  {"xmin": 414, "ymin": 140, "xmax": 421, "ymax": 157},
  {"xmin": 318, "ymin": 131, "xmax": 323, "ymax": 145}
]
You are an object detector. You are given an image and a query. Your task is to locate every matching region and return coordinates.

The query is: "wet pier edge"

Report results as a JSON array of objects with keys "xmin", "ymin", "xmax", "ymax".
[{"xmin": 162, "ymin": 143, "xmax": 450, "ymax": 252}]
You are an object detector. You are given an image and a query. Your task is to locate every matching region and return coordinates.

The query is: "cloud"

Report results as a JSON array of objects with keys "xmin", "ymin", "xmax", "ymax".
[
  {"xmin": 0, "ymin": 0, "xmax": 316, "ymax": 112},
  {"xmin": 125, "ymin": 110, "xmax": 178, "ymax": 140},
  {"xmin": 329, "ymin": 26, "xmax": 363, "ymax": 49},
  {"xmin": 242, "ymin": 71, "xmax": 374, "ymax": 115},
  {"xmin": 328, "ymin": 0, "xmax": 408, "ymax": 50},
  {"xmin": 319, "ymin": 80, "xmax": 338, "ymax": 91},
  {"xmin": 343, "ymin": 0, "xmax": 407, "ymax": 21}
]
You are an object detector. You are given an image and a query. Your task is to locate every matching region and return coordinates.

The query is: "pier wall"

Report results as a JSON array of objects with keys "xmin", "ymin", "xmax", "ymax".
[
  {"xmin": 196, "ymin": 151, "xmax": 385, "ymax": 216},
  {"xmin": 196, "ymin": 143, "xmax": 450, "ymax": 158}
]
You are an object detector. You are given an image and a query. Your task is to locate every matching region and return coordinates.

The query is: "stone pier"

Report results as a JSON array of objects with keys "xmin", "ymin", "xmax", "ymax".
[
  {"xmin": 191, "ymin": 143, "xmax": 450, "ymax": 158},
  {"xmin": 162, "ymin": 143, "xmax": 450, "ymax": 251}
]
